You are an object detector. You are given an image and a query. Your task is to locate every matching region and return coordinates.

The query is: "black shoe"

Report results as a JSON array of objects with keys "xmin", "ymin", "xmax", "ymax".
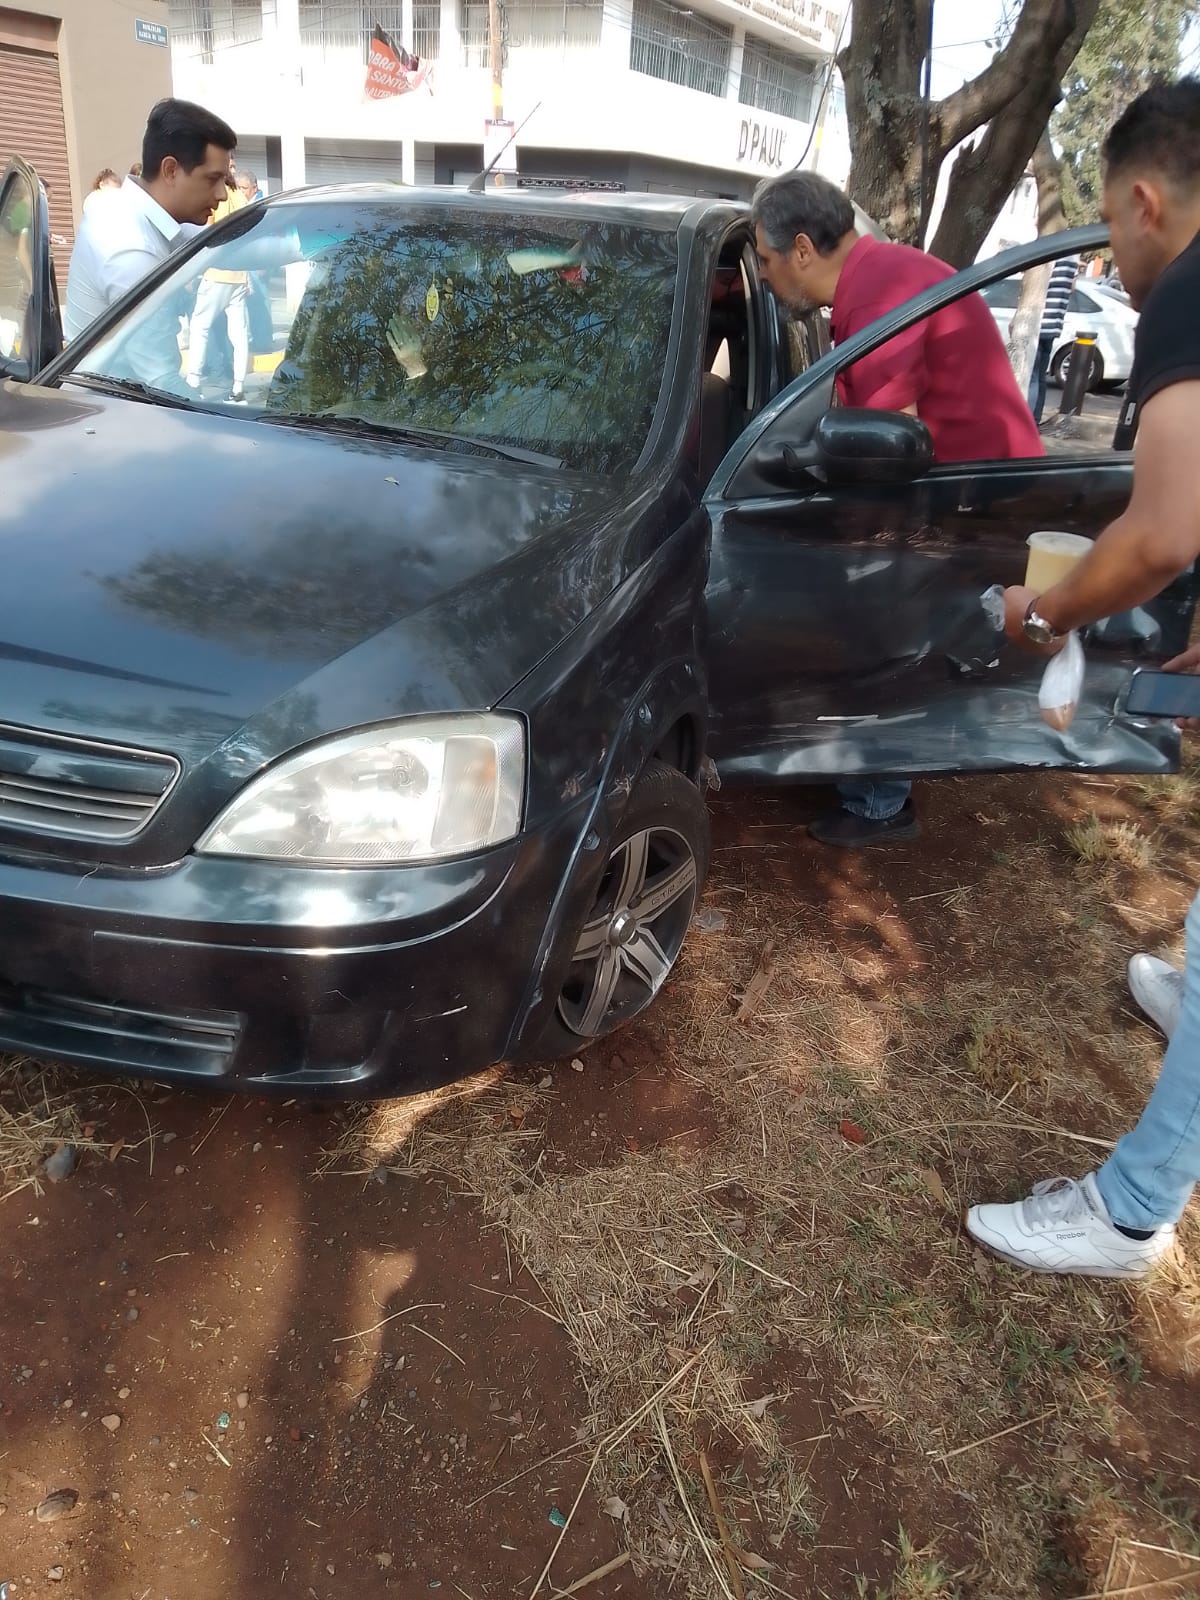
[
  {"xmin": 226, "ymin": 386, "xmax": 247, "ymax": 405},
  {"xmin": 808, "ymin": 801, "xmax": 920, "ymax": 849}
]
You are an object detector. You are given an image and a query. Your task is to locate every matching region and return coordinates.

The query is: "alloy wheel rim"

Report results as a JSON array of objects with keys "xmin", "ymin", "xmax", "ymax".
[{"xmin": 557, "ymin": 825, "xmax": 698, "ymax": 1038}]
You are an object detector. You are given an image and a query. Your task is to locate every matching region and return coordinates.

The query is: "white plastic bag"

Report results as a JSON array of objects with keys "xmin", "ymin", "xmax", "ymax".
[{"xmin": 1039, "ymin": 630, "xmax": 1085, "ymax": 731}]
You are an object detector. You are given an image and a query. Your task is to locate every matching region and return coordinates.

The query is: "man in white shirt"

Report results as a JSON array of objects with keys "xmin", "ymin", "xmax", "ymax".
[{"xmin": 65, "ymin": 98, "xmax": 237, "ymax": 342}]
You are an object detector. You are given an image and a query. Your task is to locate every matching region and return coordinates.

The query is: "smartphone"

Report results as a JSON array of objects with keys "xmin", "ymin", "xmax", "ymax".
[{"xmin": 1125, "ymin": 668, "xmax": 1200, "ymax": 719}]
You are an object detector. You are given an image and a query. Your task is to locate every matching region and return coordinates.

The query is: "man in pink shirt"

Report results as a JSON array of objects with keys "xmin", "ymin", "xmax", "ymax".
[{"xmin": 750, "ymin": 171, "xmax": 1043, "ymax": 847}]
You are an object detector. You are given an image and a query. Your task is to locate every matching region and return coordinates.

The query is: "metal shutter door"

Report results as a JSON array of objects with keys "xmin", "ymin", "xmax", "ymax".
[
  {"xmin": 0, "ymin": 42, "xmax": 74, "ymax": 260},
  {"xmin": 303, "ymin": 139, "xmax": 403, "ymax": 187}
]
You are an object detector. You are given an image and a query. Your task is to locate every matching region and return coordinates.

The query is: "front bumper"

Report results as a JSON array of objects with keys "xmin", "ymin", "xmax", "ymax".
[{"xmin": 0, "ymin": 800, "xmax": 591, "ymax": 1098}]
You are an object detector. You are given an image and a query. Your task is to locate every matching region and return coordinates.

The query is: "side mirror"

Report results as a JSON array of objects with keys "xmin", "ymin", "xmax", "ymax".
[
  {"xmin": 0, "ymin": 352, "xmax": 32, "ymax": 383},
  {"xmin": 815, "ymin": 408, "xmax": 933, "ymax": 485}
]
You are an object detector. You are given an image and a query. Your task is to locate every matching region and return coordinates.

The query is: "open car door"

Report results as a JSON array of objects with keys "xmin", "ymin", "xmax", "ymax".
[
  {"xmin": 705, "ymin": 224, "xmax": 1196, "ymax": 785},
  {"xmin": 0, "ymin": 155, "xmax": 63, "ymax": 382}
]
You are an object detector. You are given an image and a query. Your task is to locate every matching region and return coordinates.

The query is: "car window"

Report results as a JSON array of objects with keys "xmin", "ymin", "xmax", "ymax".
[
  {"xmin": 982, "ymin": 279, "xmax": 1020, "ymax": 310},
  {"xmin": 1068, "ymin": 287, "xmax": 1093, "ymax": 314},
  {"xmin": 61, "ymin": 201, "xmax": 681, "ymax": 476},
  {"xmin": 837, "ymin": 264, "xmax": 1126, "ymax": 465},
  {"xmin": 0, "ymin": 171, "xmax": 36, "ymax": 363}
]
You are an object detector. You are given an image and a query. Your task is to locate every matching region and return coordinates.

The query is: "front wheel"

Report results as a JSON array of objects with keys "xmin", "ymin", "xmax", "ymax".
[
  {"xmin": 533, "ymin": 760, "xmax": 710, "ymax": 1058},
  {"xmin": 1051, "ymin": 343, "xmax": 1104, "ymax": 393}
]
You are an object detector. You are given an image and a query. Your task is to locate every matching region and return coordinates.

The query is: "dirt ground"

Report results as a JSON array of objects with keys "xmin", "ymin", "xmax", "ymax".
[{"xmin": 2, "ymin": 765, "xmax": 1199, "ymax": 1600}]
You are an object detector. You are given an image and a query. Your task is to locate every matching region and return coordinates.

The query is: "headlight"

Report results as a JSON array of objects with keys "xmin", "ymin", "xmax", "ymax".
[{"xmin": 196, "ymin": 715, "xmax": 525, "ymax": 864}]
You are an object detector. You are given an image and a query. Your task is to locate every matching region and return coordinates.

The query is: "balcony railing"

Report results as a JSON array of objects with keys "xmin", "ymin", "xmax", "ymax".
[
  {"xmin": 168, "ymin": 0, "xmax": 266, "ymax": 63},
  {"xmin": 459, "ymin": 0, "xmax": 603, "ymax": 69},
  {"xmin": 298, "ymin": 1, "xmax": 441, "ymax": 64},
  {"xmin": 630, "ymin": 0, "xmax": 733, "ymax": 100},
  {"xmin": 738, "ymin": 31, "xmax": 818, "ymax": 122}
]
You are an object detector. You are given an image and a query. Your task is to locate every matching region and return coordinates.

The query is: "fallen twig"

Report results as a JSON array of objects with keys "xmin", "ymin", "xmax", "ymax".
[
  {"xmin": 202, "ymin": 1432, "xmax": 232, "ymax": 1468},
  {"xmin": 698, "ymin": 1447, "xmax": 746, "ymax": 1600},
  {"xmin": 1123, "ymin": 1545, "xmax": 1200, "ymax": 1565},
  {"xmin": 466, "ymin": 1344, "xmax": 712, "ymax": 1510},
  {"xmin": 736, "ymin": 940, "xmax": 776, "ymax": 1023},
  {"xmin": 469, "ymin": 1282, "xmax": 564, "ymax": 1325},
  {"xmin": 868, "ymin": 1119, "xmax": 1114, "ymax": 1151},
  {"xmin": 331, "ymin": 1303, "xmax": 444, "ymax": 1344},
  {"xmin": 527, "ymin": 1441, "xmax": 603, "ymax": 1600},
  {"xmin": 191, "ymin": 1097, "xmax": 231, "ymax": 1158},
  {"xmin": 411, "ymin": 1323, "xmax": 466, "ymax": 1366},
  {"xmin": 932, "ymin": 1407, "xmax": 1056, "ymax": 1463},
  {"xmin": 548, "ymin": 1551, "xmax": 631, "ymax": 1596},
  {"xmin": 654, "ymin": 1405, "xmax": 737, "ymax": 1600},
  {"xmin": 1075, "ymin": 1576, "xmax": 1200, "ymax": 1600}
]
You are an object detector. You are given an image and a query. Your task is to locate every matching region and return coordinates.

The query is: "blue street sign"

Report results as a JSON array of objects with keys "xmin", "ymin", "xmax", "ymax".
[{"xmin": 135, "ymin": 18, "xmax": 169, "ymax": 46}]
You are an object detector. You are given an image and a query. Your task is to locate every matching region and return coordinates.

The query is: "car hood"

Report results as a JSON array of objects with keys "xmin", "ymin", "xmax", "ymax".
[{"xmin": 0, "ymin": 381, "xmax": 615, "ymax": 767}]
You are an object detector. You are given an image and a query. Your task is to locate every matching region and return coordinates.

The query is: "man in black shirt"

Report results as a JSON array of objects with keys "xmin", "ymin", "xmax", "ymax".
[{"xmin": 967, "ymin": 78, "xmax": 1200, "ymax": 1278}]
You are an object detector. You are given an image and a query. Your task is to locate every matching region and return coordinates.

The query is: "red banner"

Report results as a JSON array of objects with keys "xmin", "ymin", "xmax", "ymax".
[{"xmin": 365, "ymin": 23, "xmax": 428, "ymax": 99}]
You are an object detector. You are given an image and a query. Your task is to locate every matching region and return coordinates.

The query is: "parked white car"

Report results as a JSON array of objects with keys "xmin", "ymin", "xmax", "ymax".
[{"xmin": 982, "ymin": 275, "xmax": 1138, "ymax": 390}]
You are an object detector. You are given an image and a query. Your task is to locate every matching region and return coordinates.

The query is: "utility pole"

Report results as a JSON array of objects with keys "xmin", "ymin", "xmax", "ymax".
[{"xmin": 488, "ymin": 0, "xmax": 504, "ymax": 187}]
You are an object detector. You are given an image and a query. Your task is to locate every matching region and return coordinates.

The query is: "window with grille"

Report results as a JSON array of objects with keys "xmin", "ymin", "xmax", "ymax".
[
  {"xmin": 630, "ymin": 0, "xmax": 732, "ymax": 100},
  {"xmin": 169, "ymin": 0, "xmax": 264, "ymax": 62},
  {"xmin": 738, "ymin": 33, "xmax": 818, "ymax": 122},
  {"xmin": 298, "ymin": 1, "xmax": 440, "ymax": 62},
  {"xmin": 458, "ymin": 1, "xmax": 601, "ymax": 68}
]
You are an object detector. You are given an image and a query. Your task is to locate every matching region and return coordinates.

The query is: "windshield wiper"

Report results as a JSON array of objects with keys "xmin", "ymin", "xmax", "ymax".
[
  {"xmin": 257, "ymin": 410, "xmax": 563, "ymax": 468},
  {"xmin": 63, "ymin": 373, "xmax": 194, "ymax": 409}
]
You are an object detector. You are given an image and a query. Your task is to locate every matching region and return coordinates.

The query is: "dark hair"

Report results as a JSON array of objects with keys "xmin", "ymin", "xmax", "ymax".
[
  {"xmin": 92, "ymin": 167, "xmax": 119, "ymax": 190},
  {"xmin": 750, "ymin": 171, "xmax": 856, "ymax": 255},
  {"xmin": 141, "ymin": 98, "xmax": 236, "ymax": 180},
  {"xmin": 1103, "ymin": 77, "xmax": 1200, "ymax": 191}
]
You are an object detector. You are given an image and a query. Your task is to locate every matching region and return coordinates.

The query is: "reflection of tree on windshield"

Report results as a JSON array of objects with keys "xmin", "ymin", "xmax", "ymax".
[{"xmin": 268, "ymin": 220, "xmax": 677, "ymax": 475}]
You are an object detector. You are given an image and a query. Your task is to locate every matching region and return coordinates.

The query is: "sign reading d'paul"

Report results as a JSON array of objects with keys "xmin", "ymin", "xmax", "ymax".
[{"xmin": 738, "ymin": 118, "xmax": 788, "ymax": 169}]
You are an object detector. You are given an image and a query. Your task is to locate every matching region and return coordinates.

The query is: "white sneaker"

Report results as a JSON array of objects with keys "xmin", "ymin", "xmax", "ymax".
[
  {"xmin": 1128, "ymin": 954, "xmax": 1183, "ymax": 1041},
  {"xmin": 966, "ymin": 1173, "xmax": 1175, "ymax": 1279}
]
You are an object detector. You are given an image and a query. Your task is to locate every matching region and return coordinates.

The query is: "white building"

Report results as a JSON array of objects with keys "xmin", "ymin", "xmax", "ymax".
[{"xmin": 167, "ymin": 0, "xmax": 845, "ymax": 200}]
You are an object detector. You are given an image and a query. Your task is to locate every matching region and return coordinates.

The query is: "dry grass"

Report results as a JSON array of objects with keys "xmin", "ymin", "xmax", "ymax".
[
  {"xmin": 855, "ymin": 1529, "xmax": 961, "ymax": 1600},
  {"xmin": 1132, "ymin": 751, "xmax": 1200, "ymax": 829},
  {"xmin": 0, "ymin": 1055, "xmax": 111, "ymax": 1200},
  {"xmin": 4, "ymin": 765, "xmax": 1196, "ymax": 1596},
  {"xmin": 320, "ymin": 792, "xmax": 1199, "ymax": 1598},
  {"xmin": 1064, "ymin": 813, "xmax": 1157, "ymax": 870}
]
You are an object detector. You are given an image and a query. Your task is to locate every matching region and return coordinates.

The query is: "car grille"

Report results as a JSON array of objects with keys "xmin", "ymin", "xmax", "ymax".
[
  {"xmin": 0, "ymin": 986, "xmax": 241, "ymax": 1077},
  {"xmin": 0, "ymin": 724, "xmax": 179, "ymax": 843}
]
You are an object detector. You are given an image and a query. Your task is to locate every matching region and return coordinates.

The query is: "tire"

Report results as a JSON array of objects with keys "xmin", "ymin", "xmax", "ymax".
[
  {"xmin": 532, "ymin": 759, "xmax": 710, "ymax": 1059},
  {"xmin": 1050, "ymin": 344, "xmax": 1104, "ymax": 393}
]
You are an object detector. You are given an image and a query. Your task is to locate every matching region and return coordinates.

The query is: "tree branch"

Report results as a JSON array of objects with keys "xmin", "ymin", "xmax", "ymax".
[{"xmin": 939, "ymin": 0, "xmax": 1079, "ymax": 149}]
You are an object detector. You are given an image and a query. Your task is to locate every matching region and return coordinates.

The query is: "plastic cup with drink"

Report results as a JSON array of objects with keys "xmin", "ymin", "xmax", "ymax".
[
  {"xmin": 1025, "ymin": 530, "xmax": 1094, "ymax": 593},
  {"xmin": 1025, "ymin": 532, "xmax": 1094, "ymax": 731}
]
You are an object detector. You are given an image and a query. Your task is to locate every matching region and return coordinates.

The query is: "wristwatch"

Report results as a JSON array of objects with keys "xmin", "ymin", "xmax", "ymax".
[{"xmin": 1022, "ymin": 600, "xmax": 1065, "ymax": 646}]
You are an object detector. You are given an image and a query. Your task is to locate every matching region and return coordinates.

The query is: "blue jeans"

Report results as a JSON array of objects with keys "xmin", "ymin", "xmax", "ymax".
[
  {"xmin": 1097, "ymin": 890, "xmax": 1200, "ymax": 1229},
  {"xmin": 1027, "ymin": 334, "xmax": 1056, "ymax": 424},
  {"xmin": 837, "ymin": 780, "xmax": 912, "ymax": 821}
]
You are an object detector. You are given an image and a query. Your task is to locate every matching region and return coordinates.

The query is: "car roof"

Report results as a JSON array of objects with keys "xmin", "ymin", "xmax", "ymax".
[
  {"xmin": 265, "ymin": 182, "xmax": 732, "ymax": 228},
  {"xmin": 259, "ymin": 182, "xmax": 889, "ymax": 242}
]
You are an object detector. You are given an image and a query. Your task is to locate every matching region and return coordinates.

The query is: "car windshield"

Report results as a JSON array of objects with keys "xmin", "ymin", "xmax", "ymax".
[{"xmin": 63, "ymin": 199, "xmax": 681, "ymax": 475}]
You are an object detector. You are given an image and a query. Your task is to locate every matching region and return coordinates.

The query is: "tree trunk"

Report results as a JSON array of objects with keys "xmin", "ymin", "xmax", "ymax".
[
  {"xmin": 841, "ymin": 0, "xmax": 1099, "ymax": 255},
  {"xmin": 1006, "ymin": 133, "xmax": 1069, "ymax": 395},
  {"xmin": 927, "ymin": 0, "xmax": 1099, "ymax": 266},
  {"xmin": 837, "ymin": 0, "xmax": 934, "ymax": 244}
]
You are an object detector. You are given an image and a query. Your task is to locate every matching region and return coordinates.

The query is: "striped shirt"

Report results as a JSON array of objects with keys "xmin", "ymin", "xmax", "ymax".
[{"xmin": 1039, "ymin": 254, "xmax": 1081, "ymax": 340}]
